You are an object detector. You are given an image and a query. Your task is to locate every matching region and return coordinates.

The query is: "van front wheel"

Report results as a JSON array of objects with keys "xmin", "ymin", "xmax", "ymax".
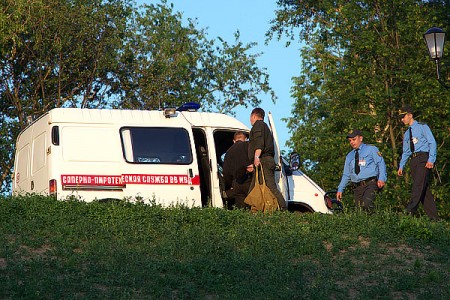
[{"xmin": 287, "ymin": 202, "xmax": 314, "ymax": 213}]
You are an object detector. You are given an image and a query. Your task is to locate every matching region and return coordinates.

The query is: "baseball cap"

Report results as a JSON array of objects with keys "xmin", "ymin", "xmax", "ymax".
[
  {"xmin": 346, "ymin": 129, "xmax": 363, "ymax": 138},
  {"xmin": 398, "ymin": 106, "xmax": 413, "ymax": 118}
]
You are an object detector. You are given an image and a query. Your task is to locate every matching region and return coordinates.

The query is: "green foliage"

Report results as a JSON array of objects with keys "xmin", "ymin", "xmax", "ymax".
[
  {"xmin": 1, "ymin": 0, "xmax": 132, "ymax": 113},
  {"xmin": 0, "ymin": 120, "xmax": 20, "ymax": 193},
  {"xmin": 270, "ymin": 0, "xmax": 449, "ymax": 213},
  {"xmin": 0, "ymin": 195, "xmax": 448, "ymax": 299},
  {"xmin": 0, "ymin": 0, "xmax": 133, "ymax": 193},
  {"xmin": 0, "ymin": 0, "xmax": 275, "ymax": 193},
  {"xmin": 114, "ymin": 1, "xmax": 273, "ymax": 112}
]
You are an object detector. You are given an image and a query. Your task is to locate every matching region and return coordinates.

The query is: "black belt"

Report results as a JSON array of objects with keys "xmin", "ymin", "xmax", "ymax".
[
  {"xmin": 353, "ymin": 176, "xmax": 377, "ymax": 188},
  {"xmin": 411, "ymin": 152, "xmax": 428, "ymax": 158}
]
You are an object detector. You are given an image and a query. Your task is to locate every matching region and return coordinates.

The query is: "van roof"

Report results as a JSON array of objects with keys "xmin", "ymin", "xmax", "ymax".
[{"xmin": 42, "ymin": 108, "xmax": 249, "ymax": 130}]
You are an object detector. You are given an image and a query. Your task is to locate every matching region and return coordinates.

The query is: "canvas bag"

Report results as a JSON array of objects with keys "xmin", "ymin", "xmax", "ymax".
[{"xmin": 244, "ymin": 164, "xmax": 280, "ymax": 213}]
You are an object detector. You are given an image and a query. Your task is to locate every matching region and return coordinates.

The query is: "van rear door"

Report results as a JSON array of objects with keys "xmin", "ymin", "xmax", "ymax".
[{"xmin": 13, "ymin": 130, "xmax": 32, "ymax": 194}]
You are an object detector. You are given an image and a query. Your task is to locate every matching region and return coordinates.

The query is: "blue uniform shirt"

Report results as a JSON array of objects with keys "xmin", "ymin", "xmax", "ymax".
[
  {"xmin": 338, "ymin": 143, "xmax": 387, "ymax": 193},
  {"xmin": 399, "ymin": 121, "xmax": 437, "ymax": 170}
]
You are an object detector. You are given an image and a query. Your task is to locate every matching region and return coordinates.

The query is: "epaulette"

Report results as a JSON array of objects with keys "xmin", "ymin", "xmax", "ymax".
[{"xmin": 417, "ymin": 121, "xmax": 426, "ymax": 125}]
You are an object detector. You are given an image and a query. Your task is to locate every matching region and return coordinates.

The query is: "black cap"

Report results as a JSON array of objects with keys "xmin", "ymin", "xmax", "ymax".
[
  {"xmin": 398, "ymin": 106, "xmax": 413, "ymax": 118},
  {"xmin": 346, "ymin": 129, "xmax": 363, "ymax": 138}
]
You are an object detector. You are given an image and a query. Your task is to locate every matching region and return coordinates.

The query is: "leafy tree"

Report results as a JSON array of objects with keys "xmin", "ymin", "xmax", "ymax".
[
  {"xmin": 0, "ymin": 0, "xmax": 132, "ymax": 193},
  {"xmin": 269, "ymin": 0, "xmax": 449, "ymax": 215},
  {"xmin": 114, "ymin": 1, "xmax": 274, "ymax": 112},
  {"xmin": 0, "ymin": 0, "xmax": 275, "ymax": 193},
  {"xmin": 1, "ymin": 0, "xmax": 132, "ymax": 115}
]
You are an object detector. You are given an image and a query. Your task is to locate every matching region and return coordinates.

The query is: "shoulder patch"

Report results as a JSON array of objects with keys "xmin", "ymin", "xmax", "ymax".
[{"xmin": 377, "ymin": 152, "xmax": 383, "ymax": 157}]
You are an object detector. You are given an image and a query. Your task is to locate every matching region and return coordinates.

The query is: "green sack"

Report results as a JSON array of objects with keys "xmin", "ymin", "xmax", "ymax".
[{"xmin": 244, "ymin": 164, "xmax": 279, "ymax": 213}]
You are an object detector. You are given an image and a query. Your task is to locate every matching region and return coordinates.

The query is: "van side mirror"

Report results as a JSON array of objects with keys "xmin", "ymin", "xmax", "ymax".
[{"xmin": 289, "ymin": 152, "xmax": 300, "ymax": 171}]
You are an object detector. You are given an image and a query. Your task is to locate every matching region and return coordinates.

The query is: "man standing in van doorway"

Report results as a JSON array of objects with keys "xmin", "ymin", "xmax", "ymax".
[
  {"xmin": 222, "ymin": 131, "xmax": 253, "ymax": 209},
  {"xmin": 337, "ymin": 129, "xmax": 387, "ymax": 212},
  {"xmin": 397, "ymin": 106, "xmax": 438, "ymax": 220},
  {"xmin": 248, "ymin": 108, "xmax": 287, "ymax": 210}
]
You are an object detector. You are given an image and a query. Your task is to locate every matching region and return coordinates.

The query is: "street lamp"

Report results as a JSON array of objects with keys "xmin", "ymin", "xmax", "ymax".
[{"xmin": 423, "ymin": 27, "xmax": 449, "ymax": 89}]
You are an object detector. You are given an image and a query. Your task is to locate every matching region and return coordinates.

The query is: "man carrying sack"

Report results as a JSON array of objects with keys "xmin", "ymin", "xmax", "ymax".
[
  {"xmin": 244, "ymin": 164, "xmax": 279, "ymax": 212},
  {"xmin": 246, "ymin": 107, "xmax": 287, "ymax": 211}
]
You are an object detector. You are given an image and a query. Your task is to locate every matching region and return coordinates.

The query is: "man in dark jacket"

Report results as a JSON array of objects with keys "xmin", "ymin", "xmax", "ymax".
[
  {"xmin": 248, "ymin": 108, "xmax": 287, "ymax": 210},
  {"xmin": 222, "ymin": 131, "xmax": 253, "ymax": 209}
]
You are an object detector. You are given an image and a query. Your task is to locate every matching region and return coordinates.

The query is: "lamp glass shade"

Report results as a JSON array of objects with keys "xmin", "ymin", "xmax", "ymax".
[{"xmin": 424, "ymin": 27, "xmax": 446, "ymax": 60}]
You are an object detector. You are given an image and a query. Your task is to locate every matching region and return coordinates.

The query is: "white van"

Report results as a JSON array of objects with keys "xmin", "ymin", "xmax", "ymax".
[{"xmin": 12, "ymin": 104, "xmax": 339, "ymax": 213}]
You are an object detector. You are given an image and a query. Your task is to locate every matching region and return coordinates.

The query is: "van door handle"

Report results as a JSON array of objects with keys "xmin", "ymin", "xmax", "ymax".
[
  {"xmin": 31, "ymin": 181, "xmax": 34, "ymax": 190},
  {"xmin": 189, "ymin": 168, "xmax": 193, "ymax": 178}
]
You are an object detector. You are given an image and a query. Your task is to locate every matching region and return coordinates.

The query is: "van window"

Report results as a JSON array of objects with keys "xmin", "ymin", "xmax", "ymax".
[
  {"xmin": 121, "ymin": 127, "xmax": 192, "ymax": 164},
  {"xmin": 51, "ymin": 126, "xmax": 60, "ymax": 145}
]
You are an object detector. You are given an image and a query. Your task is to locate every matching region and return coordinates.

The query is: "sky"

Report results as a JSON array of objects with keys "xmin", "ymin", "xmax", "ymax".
[{"xmin": 142, "ymin": 0, "xmax": 302, "ymax": 152}]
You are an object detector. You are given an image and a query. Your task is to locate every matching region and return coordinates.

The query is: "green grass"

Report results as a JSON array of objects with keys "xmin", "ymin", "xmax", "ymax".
[{"xmin": 0, "ymin": 195, "xmax": 448, "ymax": 299}]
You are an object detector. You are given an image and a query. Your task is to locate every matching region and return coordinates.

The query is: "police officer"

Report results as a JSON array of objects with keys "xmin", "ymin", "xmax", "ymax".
[
  {"xmin": 337, "ymin": 129, "xmax": 387, "ymax": 211},
  {"xmin": 397, "ymin": 106, "xmax": 438, "ymax": 220}
]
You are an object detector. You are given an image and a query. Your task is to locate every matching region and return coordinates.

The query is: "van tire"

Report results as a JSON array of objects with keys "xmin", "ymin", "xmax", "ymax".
[{"xmin": 288, "ymin": 202, "xmax": 314, "ymax": 213}]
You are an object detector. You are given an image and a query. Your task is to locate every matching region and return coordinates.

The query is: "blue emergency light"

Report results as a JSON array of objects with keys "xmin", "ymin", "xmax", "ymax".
[{"xmin": 176, "ymin": 102, "xmax": 200, "ymax": 112}]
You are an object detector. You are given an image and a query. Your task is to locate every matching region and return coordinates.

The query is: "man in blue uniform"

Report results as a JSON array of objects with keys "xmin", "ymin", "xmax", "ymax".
[
  {"xmin": 337, "ymin": 129, "xmax": 387, "ymax": 211},
  {"xmin": 397, "ymin": 106, "xmax": 438, "ymax": 220}
]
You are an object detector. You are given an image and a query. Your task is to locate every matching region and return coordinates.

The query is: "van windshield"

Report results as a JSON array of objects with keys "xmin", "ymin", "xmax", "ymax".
[{"xmin": 121, "ymin": 127, "xmax": 193, "ymax": 164}]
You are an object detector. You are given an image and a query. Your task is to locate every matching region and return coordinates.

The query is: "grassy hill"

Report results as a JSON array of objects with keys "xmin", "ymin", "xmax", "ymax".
[{"xmin": 0, "ymin": 195, "xmax": 448, "ymax": 299}]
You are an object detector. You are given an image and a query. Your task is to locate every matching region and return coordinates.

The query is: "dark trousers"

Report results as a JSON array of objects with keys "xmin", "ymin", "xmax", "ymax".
[
  {"xmin": 231, "ymin": 179, "xmax": 252, "ymax": 209},
  {"xmin": 353, "ymin": 180, "xmax": 378, "ymax": 211},
  {"xmin": 250, "ymin": 156, "xmax": 287, "ymax": 209},
  {"xmin": 408, "ymin": 154, "xmax": 438, "ymax": 219}
]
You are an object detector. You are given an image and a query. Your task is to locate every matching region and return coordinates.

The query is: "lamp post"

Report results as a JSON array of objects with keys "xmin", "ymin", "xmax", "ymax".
[{"xmin": 423, "ymin": 27, "xmax": 449, "ymax": 89}]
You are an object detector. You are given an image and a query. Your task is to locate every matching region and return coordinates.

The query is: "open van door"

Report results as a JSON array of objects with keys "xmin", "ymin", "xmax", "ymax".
[
  {"xmin": 267, "ymin": 112, "xmax": 282, "ymax": 168},
  {"xmin": 267, "ymin": 112, "xmax": 288, "ymax": 198}
]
